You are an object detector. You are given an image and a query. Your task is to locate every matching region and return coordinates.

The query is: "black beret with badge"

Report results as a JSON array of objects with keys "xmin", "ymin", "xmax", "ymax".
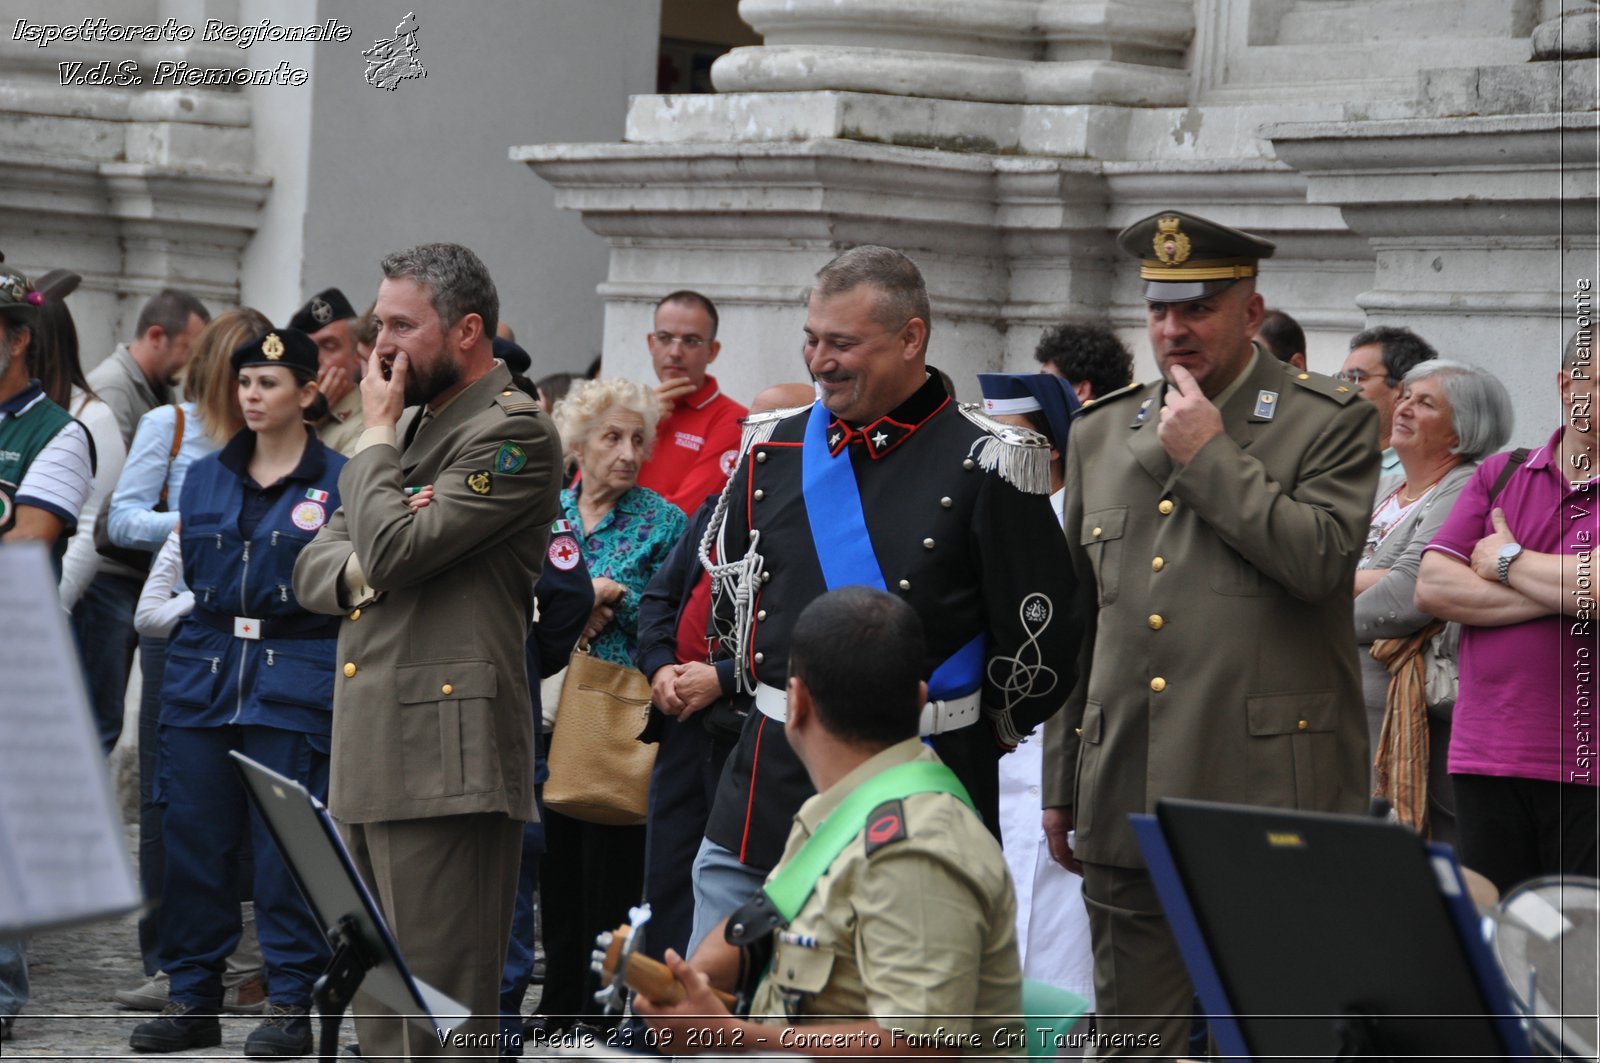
[
  {"xmin": 289, "ymin": 287, "xmax": 356, "ymax": 333},
  {"xmin": 232, "ymin": 328, "xmax": 319, "ymax": 378},
  {"xmin": 1117, "ymin": 210, "xmax": 1276, "ymax": 304}
]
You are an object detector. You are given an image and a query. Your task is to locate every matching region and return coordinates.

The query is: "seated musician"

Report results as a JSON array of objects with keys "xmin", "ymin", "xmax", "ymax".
[{"xmin": 633, "ymin": 586, "xmax": 1023, "ymax": 1057}]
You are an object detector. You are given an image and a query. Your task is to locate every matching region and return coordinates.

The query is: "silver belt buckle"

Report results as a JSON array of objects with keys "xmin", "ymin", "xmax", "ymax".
[{"xmin": 233, "ymin": 616, "xmax": 263, "ymax": 640}]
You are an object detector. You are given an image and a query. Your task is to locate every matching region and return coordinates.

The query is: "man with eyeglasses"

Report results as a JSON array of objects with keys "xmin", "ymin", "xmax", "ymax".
[
  {"xmin": 1339, "ymin": 326, "xmax": 1438, "ymax": 500},
  {"xmin": 636, "ymin": 291, "xmax": 748, "ymax": 514}
]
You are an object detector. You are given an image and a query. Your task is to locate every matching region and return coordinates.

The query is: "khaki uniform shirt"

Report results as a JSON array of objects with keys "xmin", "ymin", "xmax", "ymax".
[
  {"xmin": 749, "ymin": 739, "xmax": 1023, "ymax": 1055},
  {"xmin": 317, "ymin": 387, "xmax": 365, "ymax": 457}
]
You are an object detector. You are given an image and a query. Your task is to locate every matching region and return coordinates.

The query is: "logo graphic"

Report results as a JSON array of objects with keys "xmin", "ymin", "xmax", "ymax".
[
  {"xmin": 262, "ymin": 333, "xmax": 284, "ymax": 360},
  {"xmin": 1152, "ymin": 215, "xmax": 1191, "ymax": 266},
  {"xmin": 548, "ymin": 535, "xmax": 581, "ymax": 571},
  {"xmin": 495, "ymin": 441, "xmax": 527, "ymax": 474},
  {"xmin": 465, "ymin": 470, "xmax": 492, "ymax": 495},
  {"xmin": 291, "ymin": 500, "xmax": 326, "ymax": 531},
  {"xmin": 719, "ymin": 449, "xmax": 738, "ymax": 477},
  {"xmin": 311, "ymin": 298, "xmax": 334, "ymax": 325},
  {"xmin": 364, "ymin": 12, "xmax": 425, "ymax": 91}
]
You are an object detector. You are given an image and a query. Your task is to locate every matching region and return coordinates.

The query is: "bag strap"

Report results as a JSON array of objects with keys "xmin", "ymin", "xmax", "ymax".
[
  {"xmin": 157, "ymin": 405, "xmax": 185, "ymax": 509},
  {"xmin": 1486, "ymin": 447, "xmax": 1529, "ymax": 507},
  {"xmin": 762, "ymin": 760, "xmax": 973, "ymax": 923}
]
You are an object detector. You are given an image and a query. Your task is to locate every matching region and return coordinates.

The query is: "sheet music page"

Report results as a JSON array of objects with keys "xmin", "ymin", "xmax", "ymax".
[{"xmin": 0, "ymin": 543, "xmax": 140, "ymax": 934}]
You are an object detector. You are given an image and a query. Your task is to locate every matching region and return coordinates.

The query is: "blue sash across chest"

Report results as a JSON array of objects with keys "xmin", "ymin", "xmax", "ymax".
[{"xmin": 799, "ymin": 403, "xmax": 984, "ymax": 699}]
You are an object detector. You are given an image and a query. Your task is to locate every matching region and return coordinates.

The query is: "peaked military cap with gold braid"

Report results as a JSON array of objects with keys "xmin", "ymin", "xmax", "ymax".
[{"xmin": 1117, "ymin": 210, "xmax": 1276, "ymax": 304}]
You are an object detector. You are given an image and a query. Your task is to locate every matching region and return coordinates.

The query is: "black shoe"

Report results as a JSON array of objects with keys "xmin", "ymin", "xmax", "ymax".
[
  {"xmin": 244, "ymin": 1002, "xmax": 312, "ymax": 1058},
  {"xmin": 130, "ymin": 1003, "xmax": 223, "ymax": 1052}
]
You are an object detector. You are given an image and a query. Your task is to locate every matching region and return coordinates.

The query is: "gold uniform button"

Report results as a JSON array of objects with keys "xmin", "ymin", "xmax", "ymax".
[
  {"xmin": 1151, "ymin": 557, "xmax": 1165, "ymax": 572},
  {"xmin": 1074, "ymin": 727, "xmax": 1084, "ymax": 738},
  {"xmin": 1158, "ymin": 499, "xmax": 1175, "ymax": 515},
  {"xmin": 1298, "ymin": 372, "xmax": 1310, "ymax": 380},
  {"xmin": 349, "ymin": 608, "xmax": 361, "ymax": 621},
  {"xmin": 1298, "ymin": 719, "xmax": 1309, "ymax": 731},
  {"xmin": 441, "ymin": 684, "xmax": 454, "ymax": 696},
  {"xmin": 1150, "ymin": 676, "xmax": 1166, "ymax": 693},
  {"xmin": 1092, "ymin": 526, "xmax": 1103, "ymax": 538},
  {"xmin": 1148, "ymin": 614, "xmax": 1164, "ymax": 630},
  {"xmin": 343, "ymin": 662, "xmax": 357, "ymax": 678}
]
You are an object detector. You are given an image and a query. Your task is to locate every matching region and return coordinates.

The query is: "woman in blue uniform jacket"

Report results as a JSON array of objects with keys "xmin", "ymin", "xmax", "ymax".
[{"xmin": 130, "ymin": 328, "xmax": 345, "ymax": 1057}]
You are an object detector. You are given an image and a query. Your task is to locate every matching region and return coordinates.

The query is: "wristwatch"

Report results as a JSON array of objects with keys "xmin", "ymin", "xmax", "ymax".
[{"xmin": 1497, "ymin": 542, "xmax": 1524, "ymax": 585}]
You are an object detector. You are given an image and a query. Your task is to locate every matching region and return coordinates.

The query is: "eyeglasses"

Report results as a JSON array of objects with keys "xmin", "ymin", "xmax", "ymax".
[
  {"xmin": 652, "ymin": 331, "xmax": 707, "ymax": 351},
  {"xmin": 1334, "ymin": 368, "xmax": 1398, "ymax": 387}
]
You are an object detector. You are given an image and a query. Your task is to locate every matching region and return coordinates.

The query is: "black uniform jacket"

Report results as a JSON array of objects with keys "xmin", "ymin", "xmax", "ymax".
[{"xmin": 704, "ymin": 371, "xmax": 1081, "ymax": 869}]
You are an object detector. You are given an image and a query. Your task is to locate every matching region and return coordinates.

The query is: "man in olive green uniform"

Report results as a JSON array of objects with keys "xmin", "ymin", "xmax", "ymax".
[
  {"xmin": 293, "ymin": 244, "xmax": 562, "ymax": 1058},
  {"xmin": 638, "ymin": 587, "xmax": 1023, "ymax": 1057},
  {"xmin": 1042, "ymin": 212, "xmax": 1378, "ymax": 1059}
]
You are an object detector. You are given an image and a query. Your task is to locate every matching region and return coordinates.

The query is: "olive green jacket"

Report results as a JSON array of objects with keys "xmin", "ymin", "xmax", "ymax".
[
  {"xmin": 1043, "ymin": 354, "xmax": 1380, "ymax": 867},
  {"xmin": 293, "ymin": 365, "xmax": 562, "ymax": 823}
]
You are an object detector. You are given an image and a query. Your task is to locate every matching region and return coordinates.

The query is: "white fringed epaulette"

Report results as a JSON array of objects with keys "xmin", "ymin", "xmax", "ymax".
[
  {"xmin": 956, "ymin": 402, "xmax": 1053, "ymax": 496},
  {"xmin": 736, "ymin": 401, "xmax": 813, "ymax": 455}
]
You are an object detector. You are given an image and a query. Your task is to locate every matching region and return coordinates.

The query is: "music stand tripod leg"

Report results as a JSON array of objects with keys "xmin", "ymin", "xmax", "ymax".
[{"xmin": 313, "ymin": 915, "xmax": 374, "ymax": 1063}]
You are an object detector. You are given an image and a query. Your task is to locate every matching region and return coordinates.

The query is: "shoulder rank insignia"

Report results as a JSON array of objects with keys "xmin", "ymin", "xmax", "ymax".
[
  {"xmin": 864, "ymin": 798, "xmax": 908, "ymax": 855},
  {"xmin": 495, "ymin": 441, "xmax": 527, "ymax": 473},
  {"xmin": 1252, "ymin": 390, "xmax": 1278, "ymax": 420},
  {"xmin": 1289, "ymin": 370, "xmax": 1361, "ymax": 405},
  {"xmin": 466, "ymin": 470, "xmax": 492, "ymax": 496},
  {"xmin": 956, "ymin": 403, "xmax": 1052, "ymax": 495}
]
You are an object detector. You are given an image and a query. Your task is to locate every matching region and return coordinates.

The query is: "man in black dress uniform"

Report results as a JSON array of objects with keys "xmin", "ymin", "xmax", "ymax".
[{"xmin": 686, "ymin": 245, "xmax": 1081, "ymax": 952}]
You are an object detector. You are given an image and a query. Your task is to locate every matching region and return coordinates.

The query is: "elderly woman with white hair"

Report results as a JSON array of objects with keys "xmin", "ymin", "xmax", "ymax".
[
  {"xmin": 536, "ymin": 377, "xmax": 686, "ymax": 1034},
  {"xmin": 1353, "ymin": 359, "xmax": 1513, "ymax": 843}
]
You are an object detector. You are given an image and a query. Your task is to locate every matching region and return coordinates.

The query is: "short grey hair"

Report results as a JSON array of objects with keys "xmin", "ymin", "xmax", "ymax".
[
  {"xmin": 814, "ymin": 245, "xmax": 932, "ymax": 352},
  {"xmin": 551, "ymin": 377, "xmax": 661, "ymax": 462},
  {"xmin": 1401, "ymin": 358, "xmax": 1513, "ymax": 463},
  {"xmin": 380, "ymin": 243, "xmax": 499, "ymax": 339}
]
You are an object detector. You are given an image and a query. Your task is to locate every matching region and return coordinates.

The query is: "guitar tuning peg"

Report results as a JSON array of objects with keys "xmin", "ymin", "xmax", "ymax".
[
  {"xmin": 598, "ymin": 931, "xmax": 614, "ymax": 947},
  {"xmin": 590, "ymin": 959, "xmax": 605, "ymax": 975}
]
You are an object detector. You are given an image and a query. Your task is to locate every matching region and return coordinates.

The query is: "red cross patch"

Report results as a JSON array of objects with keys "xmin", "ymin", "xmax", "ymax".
[{"xmin": 547, "ymin": 535, "xmax": 581, "ymax": 571}]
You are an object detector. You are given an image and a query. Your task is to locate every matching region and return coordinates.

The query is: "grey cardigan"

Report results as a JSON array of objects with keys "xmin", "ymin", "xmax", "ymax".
[{"xmin": 1353, "ymin": 460, "xmax": 1478, "ymax": 642}]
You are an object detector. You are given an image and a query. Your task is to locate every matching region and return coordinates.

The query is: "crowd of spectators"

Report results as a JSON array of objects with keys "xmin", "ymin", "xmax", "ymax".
[{"xmin": 0, "ymin": 228, "xmax": 1592, "ymax": 1060}]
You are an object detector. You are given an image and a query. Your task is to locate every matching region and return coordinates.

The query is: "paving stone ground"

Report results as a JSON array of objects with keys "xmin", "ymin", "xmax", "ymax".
[{"xmin": 5, "ymin": 819, "xmax": 363, "ymax": 1061}]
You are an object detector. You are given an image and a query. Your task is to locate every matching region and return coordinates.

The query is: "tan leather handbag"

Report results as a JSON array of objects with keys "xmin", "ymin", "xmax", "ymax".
[{"xmin": 543, "ymin": 643, "xmax": 656, "ymax": 825}]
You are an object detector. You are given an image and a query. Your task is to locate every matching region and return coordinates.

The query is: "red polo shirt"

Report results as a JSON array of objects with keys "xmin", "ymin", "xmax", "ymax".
[{"xmin": 637, "ymin": 375, "xmax": 747, "ymax": 515}]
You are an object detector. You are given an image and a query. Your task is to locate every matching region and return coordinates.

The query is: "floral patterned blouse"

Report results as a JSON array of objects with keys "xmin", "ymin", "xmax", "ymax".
[{"xmin": 561, "ymin": 483, "xmax": 687, "ymax": 666}]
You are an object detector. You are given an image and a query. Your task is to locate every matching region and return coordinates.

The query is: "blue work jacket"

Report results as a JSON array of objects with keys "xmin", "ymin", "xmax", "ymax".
[{"xmin": 162, "ymin": 427, "xmax": 346, "ymax": 736}]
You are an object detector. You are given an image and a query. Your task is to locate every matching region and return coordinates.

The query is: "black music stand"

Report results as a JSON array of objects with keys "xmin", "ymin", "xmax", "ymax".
[
  {"xmin": 1132, "ymin": 799, "xmax": 1533, "ymax": 1062},
  {"xmin": 231, "ymin": 752, "xmax": 468, "ymax": 1063}
]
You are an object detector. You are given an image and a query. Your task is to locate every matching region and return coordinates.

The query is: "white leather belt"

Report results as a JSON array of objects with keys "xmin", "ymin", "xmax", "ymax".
[{"xmin": 753, "ymin": 682, "xmax": 981, "ymax": 736}]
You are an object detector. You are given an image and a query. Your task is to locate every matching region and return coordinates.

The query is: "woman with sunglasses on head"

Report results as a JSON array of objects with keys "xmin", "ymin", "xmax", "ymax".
[{"xmin": 129, "ymin": 328, "xmax": 345, "ymax": 1059}]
